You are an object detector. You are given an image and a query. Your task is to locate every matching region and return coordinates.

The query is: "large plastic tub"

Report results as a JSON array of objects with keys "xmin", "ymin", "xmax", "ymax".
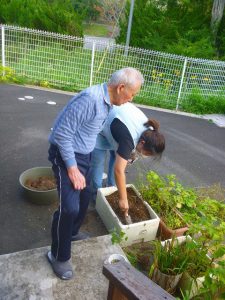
[
  {"xmin": 19, "ymin": 166, "xmax": 58, "ymax": 205},
  {"xmin": 96, "ymin": 184, "xmax": 160, "ymax": 246}
]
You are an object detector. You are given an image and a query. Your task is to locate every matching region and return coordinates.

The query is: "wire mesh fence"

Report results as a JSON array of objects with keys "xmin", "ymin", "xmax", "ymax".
[{"xmin": 1, "ymin": 24, "xmax": 225, "ymax": 111}]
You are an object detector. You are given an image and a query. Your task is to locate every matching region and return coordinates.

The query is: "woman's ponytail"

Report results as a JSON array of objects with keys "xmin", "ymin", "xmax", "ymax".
[
  {"xmin": 144, "ymin": 119, "xmax": 160, "ymax": 131},
  {"xmin": 140, "ymin": 119, "xmax": 165, "ymax": 155}
]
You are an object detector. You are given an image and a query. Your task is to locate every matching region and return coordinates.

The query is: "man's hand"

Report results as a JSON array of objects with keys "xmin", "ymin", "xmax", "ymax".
[
  {"xmin": 67, "ymin": 166, "xmax": 86, "ymax": 190},
  {"xmin": 118, "ymin": 199, "xmax": 129, "ymax": 217}
]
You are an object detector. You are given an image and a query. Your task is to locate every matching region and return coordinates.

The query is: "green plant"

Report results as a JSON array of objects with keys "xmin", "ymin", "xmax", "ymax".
[
  {"xmin": 139, "ymin": 171, "xmax": 189, "ymax": 229},
  {"xmin": 200, "ymin": 260, "xmax": 225, "ymax": 300},
  {"xmin": 181, "ymin": 89, "xmax": 225, "ymax": 114},
  {"xmin": 0, "ymin": 65, "xmax": 28, "ymax": 84},
  {"xmin": 149, "ymin": 236, "xmax": 195, "ymax": 277},
  {"xmin": 125, "ymin": 252, "xmax": 138, "ymax": 268},
  {"xmin": 140, "ymin": 171, "xmax": 225, "ymax": 232},
  {"xmin": 132, "ymin": 171, "xmax": 225, "ymax": 297},
  {"xmin": 0, "ymin": 66, "xmax": 16, "ymax": 83},
  {"xmin": 0, "ymin": 0, "xmax": 83, "ymax": 36},
  {"xmin": 181, "ymin": 193, "xmax": 225, "ymax": 298},
  {"xmin": 110, "ymin": 228, "xmax": 128, "ymax": 245}
]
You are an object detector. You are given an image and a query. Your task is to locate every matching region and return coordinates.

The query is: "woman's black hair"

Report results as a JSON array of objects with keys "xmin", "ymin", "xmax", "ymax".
[{"xmin": 139, "ymin": 119, "xmax": 165, "ymax": 156}]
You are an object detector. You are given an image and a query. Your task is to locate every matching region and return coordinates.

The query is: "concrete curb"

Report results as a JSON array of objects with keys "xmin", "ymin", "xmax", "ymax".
[{"xmin": 0, "ymin": 235, "xmax": 125, "ymax": 300}]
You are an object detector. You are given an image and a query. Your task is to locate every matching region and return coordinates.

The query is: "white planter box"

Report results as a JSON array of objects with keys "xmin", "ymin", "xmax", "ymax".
[{"xmin": 96, "ymin": 184, "xmax": 160, "ymax": 246}]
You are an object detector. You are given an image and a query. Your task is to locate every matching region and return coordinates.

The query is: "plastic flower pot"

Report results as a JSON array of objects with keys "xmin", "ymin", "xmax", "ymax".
[
  {"xmin": 151, "ymin": 236, "xmax": 191, "ymax": 294},
  {"xmin": 158, "ymin": 218, "xmax": 189, "ymax": 241},
  {"xmin": 178, "ymin": 248, "xmax": 213, "ymax": 298},
  {"xmin": 19, "ymin": 166, "xmax": 58, "ymax": 205},
  {"xmin": 151, "ymin": 267, "xmax": 183, "ymax": 294},
  {"xmin": 178, "ymin": 272, "xmax": 205, "ymax": 298}
]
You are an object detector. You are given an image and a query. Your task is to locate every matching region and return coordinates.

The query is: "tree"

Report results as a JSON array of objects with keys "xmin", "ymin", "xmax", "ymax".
[
  {"xmin": 71, "ymin": 0, "xmax": 100, "ymax": 22},
  {"xmin": 97, "ymin": 0, "xmax": 126, "ymax": 24},
  {"xmin": 0, "ymin": 0, "xmax": 83, "ymax": 36},
  {"xmin": 117, "ymin": 0, "xmax": 222, "ymax": 59},
  {"xmin": 211, "ymin": 0, "xmax": 225, "ymax": 43}
]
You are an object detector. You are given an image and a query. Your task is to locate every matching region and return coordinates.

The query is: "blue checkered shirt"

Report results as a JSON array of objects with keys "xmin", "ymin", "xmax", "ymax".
[{"xmin": 49, "ymin": 83, "xmax": 111, "ymax": 168}]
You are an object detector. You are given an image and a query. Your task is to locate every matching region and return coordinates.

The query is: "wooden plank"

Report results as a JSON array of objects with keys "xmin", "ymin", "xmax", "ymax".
[
  {"xmin": 107, "ymin": 282, "xmax": 128, "ymax": 300},
  {"xmin": 103, "ymin": 260, "xmax": 175, "ymax": 300}
]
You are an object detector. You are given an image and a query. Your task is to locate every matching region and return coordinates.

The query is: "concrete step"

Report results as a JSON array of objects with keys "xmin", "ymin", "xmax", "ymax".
[{"xmin": 0, "ymin": 235, "xmax": 125, "ymax": 300}]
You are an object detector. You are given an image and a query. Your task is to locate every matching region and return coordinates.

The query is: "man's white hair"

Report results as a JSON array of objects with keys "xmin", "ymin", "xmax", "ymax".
[{"xmin": 108, "ymin": 67, "xmax": 144, "ymax": 87}]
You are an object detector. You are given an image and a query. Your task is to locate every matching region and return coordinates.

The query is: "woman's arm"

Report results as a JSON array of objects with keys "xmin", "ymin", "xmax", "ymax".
[{"xmin": 114, "ymin": 153, "xmax": 129, "ymax": 216}]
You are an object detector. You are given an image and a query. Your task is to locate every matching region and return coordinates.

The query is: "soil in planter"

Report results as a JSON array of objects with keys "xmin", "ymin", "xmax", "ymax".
[
  {"xmin": 106, "ymin": 187, "xmax": 151, "ymax": 225},
  {"xmin": 25, "ymin": 176, "xmax": 57, "ymax": 191},
  {"xmin": 123, "ymin": 241, "xmax": 155, "ymax": 272}
]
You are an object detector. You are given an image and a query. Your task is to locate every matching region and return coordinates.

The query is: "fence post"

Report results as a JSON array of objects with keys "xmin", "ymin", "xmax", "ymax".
[
  {"xmin": 176, "ymin": 58, "xmax": 187, "ymax": 111},
  {"xmin": 1, "ymin": 25, "xmax": 6, "ymax": 74},
  {"xmin": 90, "ymin": 41, "xmax": 95, "ymax": 87}
]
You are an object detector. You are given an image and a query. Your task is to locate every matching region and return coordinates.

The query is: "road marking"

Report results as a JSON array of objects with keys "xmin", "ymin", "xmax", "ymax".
[{"xmin": 47, "ymin": 101, "xmax": 56, "ymax": 105}]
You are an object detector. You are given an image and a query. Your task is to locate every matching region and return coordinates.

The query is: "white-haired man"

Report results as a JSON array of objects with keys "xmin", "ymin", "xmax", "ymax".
[{"xmin": 47, "ymin": 67, "xmax": 144, "ymax": 280}]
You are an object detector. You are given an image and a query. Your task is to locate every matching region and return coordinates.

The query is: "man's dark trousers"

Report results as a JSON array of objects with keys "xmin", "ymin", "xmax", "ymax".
[{"xmin": 48, "ymin": 144, "xmax": 92, "ymax": 262}]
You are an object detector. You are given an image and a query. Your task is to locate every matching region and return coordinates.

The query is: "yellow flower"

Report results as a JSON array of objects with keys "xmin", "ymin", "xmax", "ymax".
[
  {"xmin": 164, "ymin": 79, "xmax": 172, "ymax": 88},
  {"xmin": 40, "ymin": 81, "xmax": 50, "ymax": 88},
  {"xmin": 174, "ymin": 70, "xmax": 181, "ymax": 76}
]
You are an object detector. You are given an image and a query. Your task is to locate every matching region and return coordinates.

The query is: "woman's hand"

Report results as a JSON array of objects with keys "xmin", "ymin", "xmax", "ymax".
[
  {"xmin": 67, "ymin": 166, "xmax": 86, "ymax": 190},
  {"xmin": 114, "ymin": 154, "xmax": 129, "ymax": 216},
  {"xmin": 119, "ymin": 199, "xmax": 129, "ymax": 217}
]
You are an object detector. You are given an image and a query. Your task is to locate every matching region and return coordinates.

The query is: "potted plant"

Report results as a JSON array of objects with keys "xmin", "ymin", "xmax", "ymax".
[
  {"xmin": 139, "ymin": 171, "xmax": 190, "ymax": 240},
  {"xmin": 96, "ymin": 184, "xmax": 160, "ymax": 246},
  {"xmin": 139, "ymin": 171, "xmax": 225, "ymax": 241},
  {"xmin": 149, "ymin": 235, "xmax": 194, "ymax": 294},
  {"xmin": 178, "ymin": 241, "xmax": 212, "ymax": 298},
  {"xmin": 121, "ymin": 172, "xmax": 225, "ymax": 297},
  {"xmin": 178, "ymin": 214, "xmax": 225, "ymax": 299}
]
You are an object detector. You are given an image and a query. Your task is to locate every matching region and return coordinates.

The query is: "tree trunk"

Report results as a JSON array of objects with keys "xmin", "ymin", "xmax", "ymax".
[{"xmin": 211, "ymin": 0, "xmax": 225, "ymax": 43}]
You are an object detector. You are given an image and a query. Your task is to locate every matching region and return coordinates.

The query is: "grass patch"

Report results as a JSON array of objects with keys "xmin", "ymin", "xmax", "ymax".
[
  {"xmin": 83, "ymin": 23, "xmax": 110, "ymax": 37},
  {"xmin": 181, "ymin": 88, "xmax": 225, "ymax": 114},
  {"xmin": 3, "ymin": 38, "xmax": 225, "ymax": 114}
]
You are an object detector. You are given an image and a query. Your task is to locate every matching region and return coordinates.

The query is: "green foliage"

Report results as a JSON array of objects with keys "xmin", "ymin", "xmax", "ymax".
[
  {"xmin": 139, "ymin": 170, "xmax": 225, "ymax": 297},
  {"xmin": 71, "ymin": 0, "xmax": 100, "ymax": 22},
  {"xmin": 196, "ymin": 260, "xmax": 225, "ymax": 300},
  {"xmin": 139, "ymin": 171, "xmax": 194, "ymax": 229},
  {"xmin": 0, "ymin": 66, "xmax": 16, "ymax": 83},
  {"xmin": 181, "ymin": 88, "xmax": 225, "ymax": 114},
  {"xmin": 118, "ymin": 0, "xmax": 224, "ymax": 60},
  {"xmin": 110, "ymin": 228, "xmax": 128, "ymax": 244},
  {"xmin": 83, "ymin": 23, "xmax": 109, "ymax": 37},
  {"xmin": 0, "ymin": 0, "xmax": 83, "ymax": 36},
  {"xmin": 149, "ymin": 236, "xmax": 195, "ymax": 276},
  {"xmin": 125, "ymin": 251, "xmax": 138, "ymax": 268},
  {"xmin": 217, "ymin": 11, "xmax": 225, "ymax": 60},
  {"xmin": 167, "ymin": 35, "xmax": 216, "ymax": 59},
  {"xmin": 0, "ymin": 65, "xmax": 26, "ymax": 83}
]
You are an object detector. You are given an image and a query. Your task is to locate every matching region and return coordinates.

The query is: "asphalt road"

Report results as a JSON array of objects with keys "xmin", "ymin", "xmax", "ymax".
[{"xmin": 0, "ymin": 83, "xmax": 224, "ymax": 255}]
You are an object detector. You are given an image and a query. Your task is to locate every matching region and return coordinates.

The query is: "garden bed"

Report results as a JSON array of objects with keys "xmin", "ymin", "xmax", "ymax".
[
  {"xmin": 106, "ymin": 187, "xmax": 151, "ymax": 225},
  {"xmin": 96, "ymin": 184, "xmax": 160, "ymax": 246}
]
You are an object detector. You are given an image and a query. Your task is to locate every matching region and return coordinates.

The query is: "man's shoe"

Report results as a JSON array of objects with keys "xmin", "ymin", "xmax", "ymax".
[
  {"xmin": 71, "ymin": 231, "xmax": 91, "ymax": 241},
  {"xmin": 46, "ymin": 251, "xmax": 73, "ymax": 280}
]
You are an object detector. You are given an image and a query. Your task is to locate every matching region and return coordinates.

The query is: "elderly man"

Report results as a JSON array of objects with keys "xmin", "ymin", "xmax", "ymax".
[{"xmin": 47, "ymin": 67, "xmax": 144, "ymax": 280}]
